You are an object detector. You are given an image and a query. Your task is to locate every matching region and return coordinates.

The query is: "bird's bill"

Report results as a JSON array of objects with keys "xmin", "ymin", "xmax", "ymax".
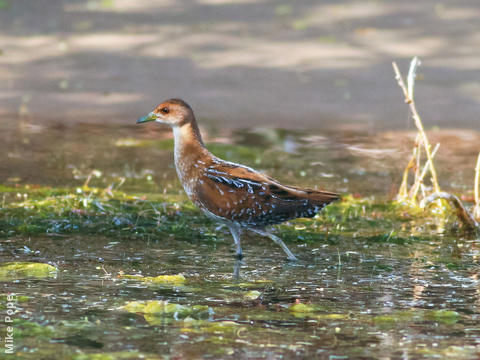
[{"xmin": 136, "ymin": 112, "xmax": 157, "ymax": 124}]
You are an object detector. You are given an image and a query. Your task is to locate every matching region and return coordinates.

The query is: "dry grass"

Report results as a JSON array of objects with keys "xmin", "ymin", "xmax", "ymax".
[
  {"xmin": 392, "ymin": 57, "xmax": 479, "ymax": 232},
  {"xmin": 392, "ymin": 58, "xmax": 441, "ymax": 204}
]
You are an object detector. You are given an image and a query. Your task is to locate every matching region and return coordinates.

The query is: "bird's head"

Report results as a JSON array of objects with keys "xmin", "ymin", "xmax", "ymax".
[{"xmin": 137, "ymin": 98, "xmax": 194, "ymax": 127}]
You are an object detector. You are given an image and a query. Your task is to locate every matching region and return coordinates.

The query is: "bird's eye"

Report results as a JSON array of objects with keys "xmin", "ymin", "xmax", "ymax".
[{"xmin": 161, "ymin": 107, "xmax": 169, "ymax": 114}]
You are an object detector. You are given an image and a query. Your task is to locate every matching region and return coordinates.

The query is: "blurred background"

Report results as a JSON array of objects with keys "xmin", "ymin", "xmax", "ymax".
[
  {"xmin": 1, "ymin": 0, "xmax": 479, "ymax": 130},
  {"xmin": 1, "ymin": 3, "xmax": 480, "ymax": 359}
]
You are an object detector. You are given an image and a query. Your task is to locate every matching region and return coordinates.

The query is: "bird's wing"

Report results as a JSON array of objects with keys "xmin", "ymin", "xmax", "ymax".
[{"xmin": 193, "ymin": 160, "xmax": 339, "ymax": 227}]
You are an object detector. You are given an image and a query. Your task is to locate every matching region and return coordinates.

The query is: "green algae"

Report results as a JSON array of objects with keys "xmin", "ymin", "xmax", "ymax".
[
  {"xmin": 0, "ymin": 186, "xmax": 216, "ymax": 242},
  {"xmin": 288, "ymin": 306, "xmax": 349, "ymax": 321},
  {"xmin": 120, "ymin": 273, "xmax": 186, "ymax": 285},
  {"xmin": 243, "ymin": 290, "xmax": 262, "ymax": 300},
  {"xmin": 234, "ymin": 279, "xmax": 273, "ymax": 287},
  {"xmin": 209, "ymin": 286, "xmax": 266, "ymax": 303},
  {"xmin": 122, "ymin": 300, "xmax": 210, "ymax": 319},
  {"xmin": 181, "ymin": 320, "xmax": 247, "ymax": 337},
  {"xmin": 372, "ymin": 309, "xmax": 461, "ymax": 327},
  {"xmin": 0, "ymin": 319, "xmax": 55, "ymax": 340},
  {"xmin": 426, "ymin": 310, "xmax": 460, "ymax": 324},
  {"xmin": 0, "ymin": 183, "xmax": 468, "ymax": 247},
  {"xmin": 0, "ymin": 262, "xmax": 57, "ymax": 281},
  {"xmin": 289, "ymin": 302, "xmax": 324, "ymax": 313},
  {"xmin": 0, "ymin": 295, "xmax": 29, "ymax": 302},
  {"xmin": 372, "ymin": 310, "xmax": 423, "ymax": 325},
  {"xmin": 122, "ymin": 301, "xmax": 148, "ymax": 313}
]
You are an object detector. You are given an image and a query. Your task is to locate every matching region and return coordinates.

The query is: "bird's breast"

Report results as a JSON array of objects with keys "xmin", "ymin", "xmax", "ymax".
[{"xmin": 175, "ymin": 160, "xmax": 197, "ymax": 199}]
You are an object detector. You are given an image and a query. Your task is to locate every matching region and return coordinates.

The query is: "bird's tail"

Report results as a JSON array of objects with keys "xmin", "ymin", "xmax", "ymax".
[{"xmin": 288, "ymin": 186, "xmax": 340, "ymax": 206}]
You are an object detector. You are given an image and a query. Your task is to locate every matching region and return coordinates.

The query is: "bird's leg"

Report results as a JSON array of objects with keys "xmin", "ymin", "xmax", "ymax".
[
  {"xmin": 228, "ymin": 224, "xmax": 243, "ymax": 259},
  {"xmin": 233, "ymin": 258, "xmax": 243, "ymax": 280},
  {"xmin": 250, "ymin": 228, "xmax": 298, "ymax": 261}
]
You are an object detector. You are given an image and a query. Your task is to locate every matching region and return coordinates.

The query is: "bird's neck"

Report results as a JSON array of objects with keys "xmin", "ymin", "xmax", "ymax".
[{"xmin": 173, "ymin": 121, "xmax": 210, "ymax": 180}]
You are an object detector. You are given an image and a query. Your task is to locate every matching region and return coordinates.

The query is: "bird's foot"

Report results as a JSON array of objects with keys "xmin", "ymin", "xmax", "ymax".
[{"xmin": 287, "ymin": 254, "xmax": 298, "ymax": 262}]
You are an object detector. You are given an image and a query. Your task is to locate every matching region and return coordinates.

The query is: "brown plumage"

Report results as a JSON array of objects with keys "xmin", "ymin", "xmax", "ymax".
[{"xmin": 137, "ymin": 98, "xmax": 339, "ymax": 260}]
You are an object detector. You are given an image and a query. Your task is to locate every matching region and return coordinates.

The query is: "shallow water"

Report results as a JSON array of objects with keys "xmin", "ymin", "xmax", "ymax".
[
  {"xmin": 1, "ymin": 121, "xmax": 479, "ymax": 359},
  {"xmin": 3, "ymin": 120, "xmax": 480, "ymax": 195}
]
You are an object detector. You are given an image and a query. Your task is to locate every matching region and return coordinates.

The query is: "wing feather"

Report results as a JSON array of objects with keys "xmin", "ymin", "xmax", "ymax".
[{"xmin": 193, "ymin": 160, "xmax": 339, "ymax": 227}]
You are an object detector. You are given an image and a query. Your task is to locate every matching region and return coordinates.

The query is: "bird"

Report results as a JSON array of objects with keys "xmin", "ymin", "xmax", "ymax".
[{"xmin": 137, "ymin": 99, "xmax": 339, "ymax": 261}]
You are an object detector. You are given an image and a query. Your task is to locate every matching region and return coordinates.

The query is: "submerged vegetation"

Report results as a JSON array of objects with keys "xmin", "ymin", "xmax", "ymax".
[
  {"xmin": 0, "ymin": 184, "xmax": 473, "ymax": 244},
  {"xmin": 0, "ymin": 262, "xmax": 57, "ymax": 281}
]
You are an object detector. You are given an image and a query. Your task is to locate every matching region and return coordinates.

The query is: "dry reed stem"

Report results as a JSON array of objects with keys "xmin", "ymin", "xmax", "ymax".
[
  {"xmin": 474, "ymin": 153, "xmax": 480, "ymax": 220},
  {"xmin": 410, "ymin": 143, "xmax": 440, "ymax": 201},
  {"xmin": 393, "ymin": 58, "xmax": 478, "ymax": 231},
  {"xmin": 397, "ymin": 161, "xmax": 412, "ymax": 200},
  {"xmin": 414, "ymin": 138, "xmax": 422, "ymax": 188},
  {"xmin": 392, "ymin": 59, "xmax": 441, "ymax": 195},
  {"xmin": 421, "ymin": 192, "xmax": 479, "ymax": 232},
  {"xmin": 397, "ymin": 134, "xmax": 420, "ymax": 200}
]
